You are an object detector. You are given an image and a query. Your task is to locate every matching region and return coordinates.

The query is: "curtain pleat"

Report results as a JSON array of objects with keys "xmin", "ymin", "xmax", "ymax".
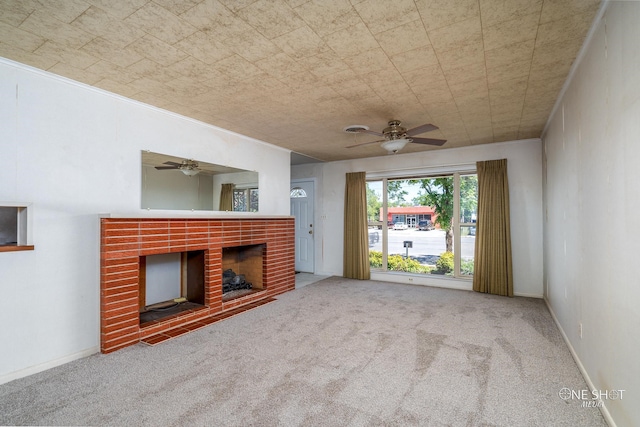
[
  {"xmin": 219, "ymin": 183, "xmax": 234, "ymax": 211},
  {"xmin": 343, "ymin": 172, "xmax": 370, "ymax": 280},
  {"xmin": 473, "ymin": 159, "xmax": 513, "ymax": 297}
]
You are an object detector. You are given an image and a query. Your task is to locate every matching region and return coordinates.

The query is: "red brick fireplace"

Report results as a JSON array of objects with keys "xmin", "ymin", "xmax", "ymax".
[{"xmin": 100, "ymin": 217, "xmax": 295, "ymax": 353}]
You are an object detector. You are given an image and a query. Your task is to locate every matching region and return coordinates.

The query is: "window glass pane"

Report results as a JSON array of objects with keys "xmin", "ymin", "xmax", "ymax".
[
  {"xmin": 460, "ymin": 174, "xmax": 478, "ymax": 224},
  {"xmin": 460, "ymin": 225, "xmax": 476, "ymax": 276},
  {"xmin": 236, "ymin": 190, "xmax": 245, "ymax": 211},
  {"xmin": 249, "ymin": 189, "xmax": 259, "ymax": 212},
  {"xmin": 233, "ymin": 189, "xmax": 245, "ymax": 211},
  {"xmin": 290, "ymin": 187, "xmax": 307, "ymax": 198},
  {"xmin": 410, "ymin": 176, "xmax": 454, "ymax": 275},
  {"xmin": 378, "ymin": 178, "xmax": 450, "ymax": 274},
  {"xmin": 366, "ymin": 181, "xmax": 383, "ymax": 270},
  {"xmin": 459, "ymin": 174, "xmax": 476, "ymax": 276},
  {"xmin": 387, "ymin": 179, "xmax": 413, "ymax": 272}
]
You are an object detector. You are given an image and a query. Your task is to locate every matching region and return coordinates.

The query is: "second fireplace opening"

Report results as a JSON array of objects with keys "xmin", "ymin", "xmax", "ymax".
[{"xmin": 221, "ymin": 243, "xmax": 265, "ymax": 302}]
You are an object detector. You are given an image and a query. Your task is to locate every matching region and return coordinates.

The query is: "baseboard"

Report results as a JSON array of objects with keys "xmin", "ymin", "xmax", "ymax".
[
  {"xmin": 513, "ymin": 292, "xmax": 543, "ymax": 298},
  {"xmin": 543, "ymin": 297, "xmax": 616, "ymax": 427},
  {"xmin": 0, "ymin": 346, "xmax": 99, "ymax": 386},
  {"xmin": 369, "ymin": 272, "xmax": 543, "ymax": 298}
]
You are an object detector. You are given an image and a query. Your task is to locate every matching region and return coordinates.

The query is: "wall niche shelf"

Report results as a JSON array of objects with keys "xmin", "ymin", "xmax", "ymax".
[{"xmin": 0, "ymin": 203, "xmax": 33, "ymax": 252}]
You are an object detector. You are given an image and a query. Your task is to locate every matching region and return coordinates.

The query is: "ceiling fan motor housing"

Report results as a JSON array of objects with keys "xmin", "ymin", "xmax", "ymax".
[
  {"xmin": 383, "ymin": 120, "xmax": 409, "ymax": 140},
  {"xmin": 180, "ymin": 159, "xmax": 198, "ymax": 168}
]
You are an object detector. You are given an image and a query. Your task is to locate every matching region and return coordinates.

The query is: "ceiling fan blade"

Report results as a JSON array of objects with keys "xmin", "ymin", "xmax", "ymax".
[
  {"xmin": 162, "ymin": 161, "xmax": 183, "ymax": 167},
  {"xmin": 410, "ymin": 137, "xmax": 447, "ymax": 146},
  {"xmin": 354, "ymin": 129, "xmax": 384, "ymax": 137},
  {"xmin": 406, "ymin": 123, "xmax": 438, "ymax": 136},
  {"xmin": 346, "ymin": 139, "xmax": 386, "ymax": 148},
  {"xmin": 155, "ymin": 166, "xmax": 178, "ymax": 170}
]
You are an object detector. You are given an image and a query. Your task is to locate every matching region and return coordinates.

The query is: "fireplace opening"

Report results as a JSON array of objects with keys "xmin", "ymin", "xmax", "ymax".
[
  {"xmin": 139, "ymin": 250, "xmax": 206, "ymax": 325},
  {"xmin": 222, "ymin": 244, "xmax": 265, "ymax": 302}
]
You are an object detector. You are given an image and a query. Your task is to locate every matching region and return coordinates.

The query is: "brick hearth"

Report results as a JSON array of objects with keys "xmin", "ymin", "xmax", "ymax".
[{"xmin": 100, "ymin": 217, "xmax": 295, "ymax": 353}]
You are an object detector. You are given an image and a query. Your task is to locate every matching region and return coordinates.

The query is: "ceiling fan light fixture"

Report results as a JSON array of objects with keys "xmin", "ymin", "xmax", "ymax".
[
  {"xmin": 177, "ymin": 159, "xmax": 200, "ymax": 176},
  {"xmin": 381, "ymin": 138, "xmax": 409, "ymax": 153},
  {"xmin": 180, "ymin": 167, "xmax": 199, "ymax": 176}
]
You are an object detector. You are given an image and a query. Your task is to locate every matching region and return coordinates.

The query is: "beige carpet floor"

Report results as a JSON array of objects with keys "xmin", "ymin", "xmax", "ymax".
[{"xmin": 0, "ymin": 277, "xmax": 606, "ymax": 426}]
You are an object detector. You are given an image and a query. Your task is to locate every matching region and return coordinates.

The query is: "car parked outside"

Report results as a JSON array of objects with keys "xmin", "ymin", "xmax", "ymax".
[
  {"xmin": 393, "ymin": 221, "xmax": 408, "ymax": 230},
  {"xmin": 418, "ymin": 220, "xmax": 435, "ymax": 231},
  {"xmin": 368, "ymin": 220, "xmax": 383, "ymax": 229}
]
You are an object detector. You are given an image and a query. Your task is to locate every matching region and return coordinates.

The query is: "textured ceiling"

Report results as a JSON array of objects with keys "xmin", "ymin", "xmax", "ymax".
[{"xmin": 0, "ymin": 0, "xmax": 601, "ymax": 162}]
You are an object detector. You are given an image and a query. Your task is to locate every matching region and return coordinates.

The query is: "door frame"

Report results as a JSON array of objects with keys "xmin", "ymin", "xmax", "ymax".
[{"xmin": 290, "ymin": 178, "xmax": 317, "ymax": 274}]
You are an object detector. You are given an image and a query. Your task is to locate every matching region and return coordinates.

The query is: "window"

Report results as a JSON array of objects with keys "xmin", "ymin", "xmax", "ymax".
[
  {"xmin": 367, "ymin": 172, "xmax": 477, "ymax": 278},
  {"xmin": 233, "ymin": 188, "xmax": 259, "ymax": 212},
  {"xmin": 290, "ymin": 187, "xmax": 307, "ymax": 198}
]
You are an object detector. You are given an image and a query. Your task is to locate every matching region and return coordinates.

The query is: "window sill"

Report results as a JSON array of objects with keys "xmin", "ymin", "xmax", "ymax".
[
  {"xmin": 0, "ymin": 245, "xmax": 34, "ymax": 252},
  {"xmin": 370, "ymin": 270, "xmax": 473, "ymax": 291},
  {"xmin": 370, "ymin": 269, "xmax": 473, "ymax": 280}
]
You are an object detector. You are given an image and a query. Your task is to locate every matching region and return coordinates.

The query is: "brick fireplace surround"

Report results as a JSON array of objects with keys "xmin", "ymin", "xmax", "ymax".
[{"xmin": 100, "ymin": 216, "xmax": 295, "ymax": 353}]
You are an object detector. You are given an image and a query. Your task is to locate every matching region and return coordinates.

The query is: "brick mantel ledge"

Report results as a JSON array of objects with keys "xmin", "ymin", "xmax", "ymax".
[{"xmin": 100, "ymin": 213, "xmax": 293, "ymax": 219}]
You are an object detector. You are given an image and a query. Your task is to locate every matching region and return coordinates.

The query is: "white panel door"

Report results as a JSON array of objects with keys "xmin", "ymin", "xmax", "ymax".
[{"xmin": 290, "ymin": 181, "xmax": 314, "ymax": 273}]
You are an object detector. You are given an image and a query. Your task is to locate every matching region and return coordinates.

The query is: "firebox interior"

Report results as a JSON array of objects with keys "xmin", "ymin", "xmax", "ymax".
[
  {"xmin": 221, "ymin": 244, "xmax": 265, "ymax": 301},
  {"xmin": 139, "ymin": 250, "xmax": 205, "ymax": 325}
]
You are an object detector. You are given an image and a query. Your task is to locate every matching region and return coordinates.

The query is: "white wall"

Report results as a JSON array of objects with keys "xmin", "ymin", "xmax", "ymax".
[
  {"xmin": 292, "ymin": 139, "xmax": 543, "ymax": 297},
  {"xmin": 543, "ymin": 2, "xmax": 640, "ymax": 425},
  {"xmin": 141, "ymin": 165, "xmax": 214, "ymax": 210},
  {"xmin": 0, "ymin": 58, "xmax": 291, "ymax": 383}
]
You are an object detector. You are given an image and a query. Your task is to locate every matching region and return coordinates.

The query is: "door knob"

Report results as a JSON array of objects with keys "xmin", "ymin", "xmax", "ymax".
[{"xmin": 309, "ymin": 230, "xmax": 313, "ymax": 235}]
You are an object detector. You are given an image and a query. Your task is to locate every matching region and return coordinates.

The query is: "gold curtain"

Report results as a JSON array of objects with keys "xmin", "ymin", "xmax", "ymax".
[
  {"xmin": 473, "ymin": 159, "xmax": 513, "ymax": 297},
  {"xmin": 219, "ymin": 183, "xmax": 235, "ymax": 211},
  {"xmin": 343, "ymin": 172, "xmax": 370, "ymax": 280}
]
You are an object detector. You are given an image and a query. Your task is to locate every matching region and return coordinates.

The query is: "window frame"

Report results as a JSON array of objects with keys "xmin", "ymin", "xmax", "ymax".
[
  {"xmin": 367, "ymin": 164, "xmax": 476, "ymax": 280},
  {"xmin": 456, "ymin": 173, "xmax": 478, "ymax": 277}
]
